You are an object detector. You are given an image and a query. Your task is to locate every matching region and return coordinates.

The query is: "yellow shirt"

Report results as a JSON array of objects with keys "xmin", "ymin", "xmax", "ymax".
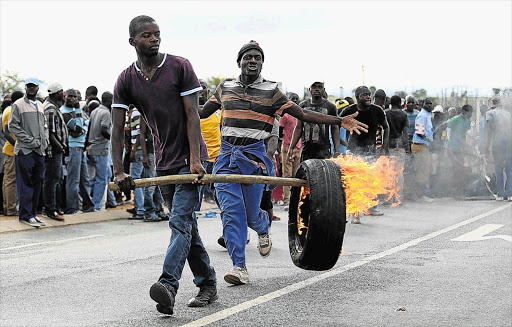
[
  {"xmin": 200, "ymin": 110, "xmax": 221, "ymax": 162},
  {"xmin": 2, "ymin": 106, "xmax": 15, "ymax": 156}
]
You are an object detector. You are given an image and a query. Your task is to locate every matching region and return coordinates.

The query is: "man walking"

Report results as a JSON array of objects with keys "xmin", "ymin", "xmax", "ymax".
[
  {"xmin": 411, "ymin": 97, "xmax": 435, "ymax": 202},
  {"xmin": 485, "ymin": 98, "xmax": 512, "ymax": 201},
  {"xmin": 340, "ymin": 86, "xmax": 389, "ymax": 221},
  {"xmin": 112, "ymin": 15, "xmax": 216, "ymax": 315},
  {"xmin": 87, "ymin": 92, "xmax": 112, "ymax": 211},
  {"xmin": 288, "ymin": 81, "xmax": 340, "ymax": 161},
  {"xmin": 8, "ymin": 78, "xmax": 48, "ymax": 227},
  {"xmin": 199, "ymin": 41, "xmax": 367, "ymax": 285},
  {"xmin": 42, "ymin": 83, "xmax": 67, "ymax": 221}
]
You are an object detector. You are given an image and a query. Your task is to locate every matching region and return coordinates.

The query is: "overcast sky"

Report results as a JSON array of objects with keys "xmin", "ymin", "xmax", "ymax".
[{"xmin": 1, "ymin": 0, "xmax": 511, "ymax": 98}]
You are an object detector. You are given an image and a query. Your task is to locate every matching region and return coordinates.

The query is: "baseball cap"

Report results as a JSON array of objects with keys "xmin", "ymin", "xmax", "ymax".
[
  {"xmin": 335, "ymin": 99, "xmax": 350, "ymax": 110},
  {"xmin": 25, "ymin": 77, "xmax": 39, "ymax": 86},
  {"xmin": 47, "ymin": 82, "xmax": 63, "ymax": 95},
  {"xmin": 310, "ymin": 80, "xmax": 325, "ymax": 87},
  {"xmin": 432, "ymin": 105, "xmax": 443, "ymax": 113}
]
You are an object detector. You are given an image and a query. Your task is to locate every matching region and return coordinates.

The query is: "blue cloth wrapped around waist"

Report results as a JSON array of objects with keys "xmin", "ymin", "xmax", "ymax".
[{"xmin": 213, "ymin": 139, "xmax": 275, "ymax": 191}]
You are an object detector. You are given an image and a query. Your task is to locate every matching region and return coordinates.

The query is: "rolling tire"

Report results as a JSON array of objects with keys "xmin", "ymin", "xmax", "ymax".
[{"xmin": 288, "ymin": 159, "xmax": 347, "ymax": 271}]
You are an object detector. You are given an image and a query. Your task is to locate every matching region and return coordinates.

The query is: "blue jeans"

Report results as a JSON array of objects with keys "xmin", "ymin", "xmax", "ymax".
[
  {"xmin": 493, "ymin": 146, "xmax": 512, "ymax": 198},
  {"xmin": 157, "ymin": 165, "xmax": 216, "ymax": 294},
  {"xmin": 43, "ymin": 153, "xmax": 63, "ymax": 214},
  {"xmin": 213, "ymin": 140, "xmax": 270, "ymax": 269},
  {"xmin": 130, "ymin": 150, "xmax": 144, "ymax": 215},
  {"xmin": 88, "ymin": 154, "xmax": 108, "ymax": 210},
  {"xmin": 15, "ymin": 150, "xmax": 44, "ymax": 220},
  {"xmin": 66, "ymin": 147, "xmax": 94, "ymax": 213},
  {"xmin": 143, "ymin": 153, "xmax": 164, "ymax": 216}
]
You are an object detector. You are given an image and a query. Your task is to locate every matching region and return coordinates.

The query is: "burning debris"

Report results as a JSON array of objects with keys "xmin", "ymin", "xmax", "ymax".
[{"xmin": 330, "ymin": 153, "xmax": 402, "ymax": 216}]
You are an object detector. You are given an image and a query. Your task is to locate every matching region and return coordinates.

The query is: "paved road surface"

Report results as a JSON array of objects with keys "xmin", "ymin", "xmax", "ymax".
[{"xmin": 1, "ymin": 199, "xmax": 510, "ymax": 326}]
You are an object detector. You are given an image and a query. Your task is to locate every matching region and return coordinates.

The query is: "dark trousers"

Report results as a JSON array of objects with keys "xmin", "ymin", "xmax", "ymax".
[
  {"xmin": 15, "ymin": 150, "xmax": 44, "ymax": 220},
  {"xmin": 43, "ymin": 153, "xmax": 63, "ymax": 214}
]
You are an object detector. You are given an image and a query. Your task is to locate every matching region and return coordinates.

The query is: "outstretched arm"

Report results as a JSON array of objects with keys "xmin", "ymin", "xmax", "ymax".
[{"xmin": 285, "ymin": 103, "xmax": 368, "ymax": 135}]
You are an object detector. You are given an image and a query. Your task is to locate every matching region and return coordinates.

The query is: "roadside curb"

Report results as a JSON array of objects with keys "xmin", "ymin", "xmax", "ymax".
[{"xmin": 0, "ymin": 210, "xmax": 131, "ymax": 234}]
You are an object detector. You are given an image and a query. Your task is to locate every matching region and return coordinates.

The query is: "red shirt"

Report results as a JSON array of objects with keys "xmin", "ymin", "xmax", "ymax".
[{"xmin": 280, "ymin": 113, "xmax": 302, "ymax": 149}]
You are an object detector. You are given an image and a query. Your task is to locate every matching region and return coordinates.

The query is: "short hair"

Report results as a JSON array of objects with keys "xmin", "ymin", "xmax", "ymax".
[
  {"xmin": 374, "ymin": 89, "xmax": 386, "ymax": 99},
  {"xmin": 101, "ymin": 91, "xmax": 113, "ymax": 104},
  {"xmin": 11, "ymin": 91, "xmax": 24, "ymax": 103},
  {"xmin": 86, "ymin": 86, "xmax": 98, "ymax": 97},
  {"xmin": 129, "ymin": 15, "xmax": 156, "ymax": 37},
  {"xmin": 1, "ymin": 99, "xmax": 12, "ymax": 111},
  {"xmin": 390, "ymin": 95, "xmax": 401, "ymax": 106},
  {"xmin": 461, "ymin": 104, "xmax": 473, "ymax": 113}
]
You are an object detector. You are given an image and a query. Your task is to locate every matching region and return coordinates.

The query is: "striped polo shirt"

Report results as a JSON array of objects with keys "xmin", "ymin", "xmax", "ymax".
[{"xmin": 210, "ymin": 75, "xmax": 294, "ymax": 146}]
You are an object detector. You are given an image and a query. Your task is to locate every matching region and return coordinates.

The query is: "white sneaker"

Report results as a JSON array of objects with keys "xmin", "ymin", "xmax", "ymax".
[
  {"xmin": 507, "ymin": 196, "xmax": 512, "ymax": 202},
  {"xmin": 224, "ymin": 266, "xmax": 249, "ymax": 285},
  {"xmin": 33, "ymin": 216, "xmax": 46, "ymax": 226},
  {"xmin": 257, "ymin": 233, "xmax": 272, "ymax": 257},
  {"xmin": 20, "ymin": 217, "xmax": 43, "ymax": 228},
  {"xmin": 496, "ymin": 196, "xmax": 504, "ymax": 201},
  {"xmin": 422, "ymin": 196, "xmax": 434, "ymax": 203}
]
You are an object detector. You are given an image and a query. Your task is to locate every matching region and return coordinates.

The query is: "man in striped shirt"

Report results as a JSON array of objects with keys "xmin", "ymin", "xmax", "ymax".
[{"xmin": 199, "ymin": 41, "xmax": 367, "ymax": 285}]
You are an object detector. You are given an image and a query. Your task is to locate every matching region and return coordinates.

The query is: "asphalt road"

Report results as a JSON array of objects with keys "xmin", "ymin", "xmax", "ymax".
[{"xmin": 1, "ymin": 199, "xmax": 511, "ymax": 327}]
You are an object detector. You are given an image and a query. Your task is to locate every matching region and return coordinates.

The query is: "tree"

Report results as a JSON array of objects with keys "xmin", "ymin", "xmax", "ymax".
[
  {"xmin": 1, "ymin": 70, "xmax": 24, "ymax": 99},
  {"xmin": 492, "ymin": 88, "xmax": 501, "ymax": 96},
  {"xmin": 394, "ymin": 90, "xmax": 407, "ymax": 99},
  {"xmin": 412, "ymin": 89, "xmax": 427, "ymax": 100},
  {"xmin": 205, "ymin": 75, "xmax": 232, "ymax": 97}
]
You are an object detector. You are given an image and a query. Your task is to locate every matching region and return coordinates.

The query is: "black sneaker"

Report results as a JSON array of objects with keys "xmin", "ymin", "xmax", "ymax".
[
  {"xmin": 217, "ymin": 235, "xmax": 227, "ymax": 248},
  {"xmin": 129, "ymin": 213, "xmax": 144, "ymax": 220},
  {"xmin": 187, "ymin": 284, "xmax": 218, "ymax": 307},
  {"xmin": 126, "ymin": 208, "xmax": 136, "ymax": 214},
  {"xmin": 150, "ymin": 282, "xmax": 175, "ymax": 315}
]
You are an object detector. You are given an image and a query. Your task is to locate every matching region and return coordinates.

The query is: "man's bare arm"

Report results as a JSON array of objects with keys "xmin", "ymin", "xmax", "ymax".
[
  {"xmin": 286, "ymin": 103, "xmax": 368, "ymax": 134},
  {"xmin": 183, "ymin": 92, "xmax": 206, "ymax": 182}
]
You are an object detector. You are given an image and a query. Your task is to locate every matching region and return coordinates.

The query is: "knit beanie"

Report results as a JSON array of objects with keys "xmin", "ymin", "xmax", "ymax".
[{"xmin": 237, "ymin": 40, "xmax": 264, "ymax": 63}]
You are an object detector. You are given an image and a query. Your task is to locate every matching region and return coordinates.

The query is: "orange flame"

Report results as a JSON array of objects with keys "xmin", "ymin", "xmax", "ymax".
[
  {"xmin": 297, "ymin": 187, "xmax": 310, "ymax": 235},
  {"xmin": 330, "ymin": 153, "xmax": 402, "ymax": 216}
]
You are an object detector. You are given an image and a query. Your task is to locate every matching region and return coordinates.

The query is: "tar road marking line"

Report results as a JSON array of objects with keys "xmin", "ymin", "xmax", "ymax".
[
  {"xmin": 452, "ymin": 224, "xmax": 512, "ymax": 243},
  {"xmin": 182, "ymin": 203, "xmax": 512, "ymax": 327},
  {"xmin": 0, "ymin": 234, "xmax": 104, "ymax": 251}
]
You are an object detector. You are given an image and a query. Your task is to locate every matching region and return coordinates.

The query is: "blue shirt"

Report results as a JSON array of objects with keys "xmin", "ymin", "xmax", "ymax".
[
  {"xmin": 60, "ymin": 105, "xmax": 88, "ymax": 148},
  {"xmin": 412, "ymin": 108, "xmax": 433, "ymax": 146}
]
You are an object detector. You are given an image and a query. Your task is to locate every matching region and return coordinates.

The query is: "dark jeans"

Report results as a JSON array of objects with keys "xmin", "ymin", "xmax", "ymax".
[
  {"xmin": 43, "ymin": 153, "xmax": 63, "ymax": 214},
  {"xmin": 15, "ymin": 150, "xmax": 44, "ymax": 220},
  {"xmin": 157, "ymin": 165, "xmax": 216, "ymax": 293}
]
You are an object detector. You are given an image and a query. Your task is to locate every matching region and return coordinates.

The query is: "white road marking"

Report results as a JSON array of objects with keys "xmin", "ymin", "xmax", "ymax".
[
  {"xmin": 452, "ymin": 224, "xmax": 512, "ymax": 243},
  {"xmin": 182, "ymin": 203, "xmax": 512, "ymax": 327},
  {"xmin": 0, "ymin": 234, "xmax": 104, "ymax": 251}
]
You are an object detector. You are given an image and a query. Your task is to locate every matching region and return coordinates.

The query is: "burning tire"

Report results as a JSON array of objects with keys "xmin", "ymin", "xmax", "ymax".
[{"xmin": 288, "ymin": 159, "xmax": 347, "ymax": 271}]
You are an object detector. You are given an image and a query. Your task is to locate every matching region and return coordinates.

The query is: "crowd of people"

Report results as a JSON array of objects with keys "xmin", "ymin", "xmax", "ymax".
[{"xmin": 1, "ymin": 14, "xmax": 510, "ymax": 316}]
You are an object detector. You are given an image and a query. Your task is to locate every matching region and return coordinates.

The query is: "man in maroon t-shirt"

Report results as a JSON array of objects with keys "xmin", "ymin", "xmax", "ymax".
[{"xmin": 111, "ymin": 15, "xmax": 216, "ymax": 315}]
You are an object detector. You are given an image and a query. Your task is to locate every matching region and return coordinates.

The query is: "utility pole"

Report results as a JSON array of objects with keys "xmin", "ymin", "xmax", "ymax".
[{"xmin": 362, "ymin": 65, "xmax": 365, "ymax": 86}]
